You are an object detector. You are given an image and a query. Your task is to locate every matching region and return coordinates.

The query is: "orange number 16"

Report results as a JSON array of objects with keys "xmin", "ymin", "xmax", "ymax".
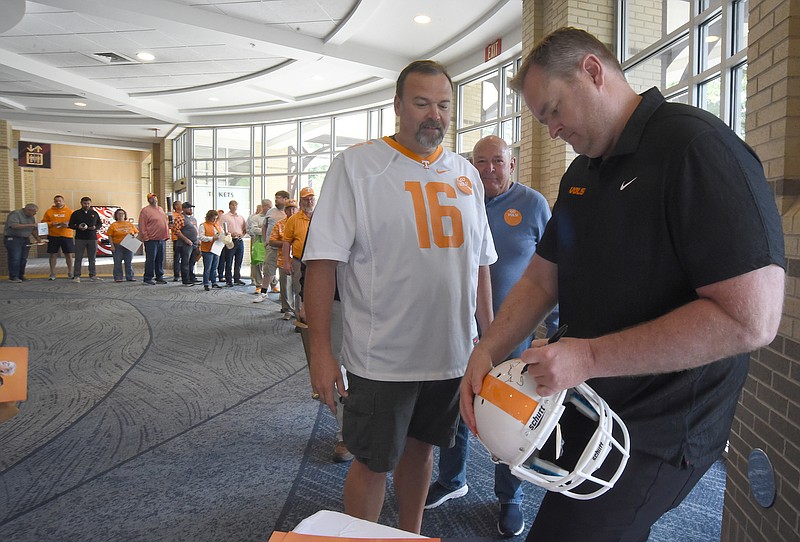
[{"xmin": 404, "ymin": 181, "xmax": 464, "ymax": 248}]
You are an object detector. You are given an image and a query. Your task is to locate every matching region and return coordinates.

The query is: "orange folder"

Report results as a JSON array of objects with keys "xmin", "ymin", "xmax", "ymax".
[{"xmin": 0, "ymin": 347, "xmax": 28, "ymax": 402}]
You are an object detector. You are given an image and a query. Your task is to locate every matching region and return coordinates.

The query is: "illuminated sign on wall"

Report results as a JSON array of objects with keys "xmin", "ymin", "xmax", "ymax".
[{"xmin": 18, "ymin": 141, "xmax": 51, "ymax": 168}]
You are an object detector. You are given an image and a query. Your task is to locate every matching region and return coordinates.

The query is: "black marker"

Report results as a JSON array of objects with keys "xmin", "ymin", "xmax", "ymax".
[{"xmin": 522, "ymin": 324, "xmax": 568, "ymax": 374}]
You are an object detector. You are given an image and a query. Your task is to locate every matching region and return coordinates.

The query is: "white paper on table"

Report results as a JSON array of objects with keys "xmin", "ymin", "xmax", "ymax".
[
  {"xmin": 120, "ymin": 234, "xmax": 143, "ymax": 252},
  {"xmin": 38, "ymin": 222, "xmax": 49, "ymax": 236},
  {"xmin": 210, "ymin": 239, "xmax": 225, "ymax": 256}
]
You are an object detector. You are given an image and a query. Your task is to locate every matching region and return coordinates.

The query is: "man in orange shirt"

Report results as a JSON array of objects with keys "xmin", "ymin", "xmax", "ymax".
[
  {"xmin": 282, "ymin": 187, "xmax": 315, "ymax": 321},
  {"xmin": 41, "ymin": 195, "xmax": 75, "ymax": 280}
]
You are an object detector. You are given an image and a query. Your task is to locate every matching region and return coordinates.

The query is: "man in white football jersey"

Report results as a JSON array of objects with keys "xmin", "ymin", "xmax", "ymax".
[{"xmin": 303, "ymin": 60, "xmax": 496, "ymax": 534}]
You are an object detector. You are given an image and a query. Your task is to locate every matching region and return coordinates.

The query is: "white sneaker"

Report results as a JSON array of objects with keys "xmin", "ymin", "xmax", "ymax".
[
  {"xmin": 253, "ymin": 293, "xmax": 268, "ymax": 303},
  {"xmin": 90, "ymin": 276, "xmax": 104, "ymax": 282},
  {"xmin": 72, "ymin": 277, "xmax": 80, "ymax": 283},
  {"xmin": 48, "ymin": 274, "xmax": 56, "ymax": 281}
]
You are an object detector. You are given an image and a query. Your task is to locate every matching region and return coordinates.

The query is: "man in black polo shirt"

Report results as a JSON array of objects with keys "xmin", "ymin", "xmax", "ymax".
[{"xmin": 460, "ymin": 28, "xmax": 785, "ymax": 542}]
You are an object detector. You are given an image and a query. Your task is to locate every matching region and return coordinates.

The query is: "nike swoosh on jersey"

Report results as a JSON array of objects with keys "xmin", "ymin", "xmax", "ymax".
[
  {"xmin": 436, "ymin": 168, "xmax": 449, "ymax": 174},
  {"xmin": 620, "ymin": 176, "xmax": 638, "ymax": 190}
]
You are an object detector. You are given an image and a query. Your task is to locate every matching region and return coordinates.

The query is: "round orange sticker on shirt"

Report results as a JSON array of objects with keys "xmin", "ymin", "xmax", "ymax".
[
  {"xmin": 504, "ymin": 208, "xmax": 522, "ymax": 226},
  {"xmin": 456, "ymin": 176, "xmax": 473, "ymax": 195}
]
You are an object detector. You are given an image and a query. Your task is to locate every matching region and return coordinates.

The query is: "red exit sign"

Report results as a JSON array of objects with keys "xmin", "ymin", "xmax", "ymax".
[{"xmin": 485, "ymin": 38, "xmax": 502, "ymax": 62}]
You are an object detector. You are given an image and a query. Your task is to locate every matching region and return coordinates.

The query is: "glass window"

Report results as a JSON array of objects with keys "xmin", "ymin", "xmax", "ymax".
[
  {"xmin": 218, "ymin": 176, "xmax": 251, "ymax": 217},
  {"xmin": 265, "ymin": 174, "xmax": 298, "ymax": 200},
  {"xmin": 733, "ymin": 0, "xmax": 749, "ymax": 54},
  {"xmin": 193, "ymin": 177, "xmax": 214, "ymax": 215},
  {"xmin": 700, "ymin": 15, "xmax": 723, "ymax": 71},
  {"xmin": 455, "ymin": 59, "xmax": 521, "ymax": 154},
  {"xmin": 265, "ymin": 124, "xmax": 298, "ymax": 157},
  {"xmin": 502, "ymin": 63, "xmax": 517, "ymax": 117},
  {"xmin": 699, "ymin": 75, "xmax": 722, "ymax": 118},
  {"xmin": 622, "ymin": 0, "xmax": 691, "ymax": 60},
  {"xmin": 622, "ymin": 0, "xmax": 749, "ymax": 136},
  {"xmin": 381, "ymin": 106, "xmax": 396, "ymax": 137},
  {"xmin": 216, "ymin": 127, "xmax": 251, "ymax": 158},
  {"xmin": 460, "ymin": 72, "xmax": 500, "ymax": 128},
  {"xmin": 335, "ymin": 111, "xmax": 368, "ymax": 151},
  {"xmin": 301, "ymin": 118, "xmax": 332, "ymax": 154},
  {"xmin": 732, "ymin": 63, "xmax": 747, "ymax": 139},
  {"xmin": 301, "ymin": 153, "xmax": 330, "ymax": 174},
  {"xmin": 187, "ymin": 104, "xmax": 392, "ymax": 211},
  {"xmin": 193, "ymin": 129, "xmax": 213, "ymax": 159},
  {"xmin": 625, "ymin": 36, "xmax": 690, "ymax": 93}
]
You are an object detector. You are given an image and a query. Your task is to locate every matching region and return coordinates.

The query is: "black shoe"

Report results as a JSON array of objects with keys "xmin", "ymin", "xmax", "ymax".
[
  {"xmin": 155, "ymin": 279, "xmax": 168, "ymax": 284},
  {"xmin": 211, "ymin": 284, "xmax": 223, "ymax": 289},
  {"xmin": 234, "ymin": 280, "xmax": 247, "ymax": 286},
  {"xmin": 225, "ymin": 283, "xmax": 234, "ymax": 287},
  {"xmin": 497, "ymin": 503, "xmax": 524, "ymax": 538},
  {"xmin": 192, "ymin": 277, "xmax": 202, "ymax": 282},
  {"xmin": 204, "ymin": 285, "xmax": 210, "ymax": 291},
  {"xmin": 143, "ymin": 280, "xmax": 156, "ymax": 285},
  {"xmin": 182, "ymin": 282, "xmax": 195, "ymax": 287},
  {"xmin": 172, "ymin": 277, "xmax": 180, "ymax": 282}
]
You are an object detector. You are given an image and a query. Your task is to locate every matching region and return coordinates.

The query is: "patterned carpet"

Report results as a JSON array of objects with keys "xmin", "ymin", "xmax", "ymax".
[
  {"xmin": 0, "ymin": 261, "xmax": 725, "ymax": 541},
  {"xmin": 0, "ymin": 272, "xmax": 315, "ymax": 541},
  {"xmin": 275, "ymin": 403, "xmax": 726, "ymax": 541}
]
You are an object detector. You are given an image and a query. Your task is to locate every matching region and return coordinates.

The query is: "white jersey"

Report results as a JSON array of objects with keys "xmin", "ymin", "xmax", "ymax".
[{"xmin": 304, "ymin": 137, "xmax": 497, "ymax": 381}]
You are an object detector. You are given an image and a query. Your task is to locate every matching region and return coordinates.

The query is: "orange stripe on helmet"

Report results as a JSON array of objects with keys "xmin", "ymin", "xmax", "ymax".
[{"xmin": 479, "ymin": 374, "xmax": 539, "ymax": 424}]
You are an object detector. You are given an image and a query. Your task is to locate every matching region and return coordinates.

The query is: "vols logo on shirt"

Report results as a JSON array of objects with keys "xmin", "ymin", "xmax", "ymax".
[
  {"xmin": 504, "ymin": 208, "xmax": 522, "ymax": 226},
  {"xmin": 456, "ymin": 176, "xmax": 473, "ymax": 195},
  {"xmin": 568, "ymin": 186, "xmax": 587, "ymax": 196}
]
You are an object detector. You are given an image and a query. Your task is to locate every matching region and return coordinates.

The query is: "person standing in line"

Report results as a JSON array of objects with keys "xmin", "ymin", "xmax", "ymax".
[
  {"xmin": 199, "ymin": 209, "xmax": 224, "ymax": 291},
  {"xmin": 175, "ymin": 202, "xmax": 200, "ymax": 286},
  {"xmin": 424, "ymin": 135, "xmax": 558, "ymax": 536},
  {"xmin": 41, "ymin": 195, "xmax": 75, "ymax": 280},
  {"xmin": 459, "ymin": 27, "xmax": 785, "ymax": 542},
  {"xmin": 247, "ymin": 200, "xmax": 271, "ymax": 293},
  {"xmin": 254, "ymin": 190, "xmax": 290, "ymax": 302},
  {"xmin": 262, "ymin": 199, "xmax": 297, "ymax": 315},
  {"xmin": 220, "ymin": 200, "xmax": 248, "ymax": 287},
  {"xmin": 170, "ymin": 200, "xmax": 183, "ymax": 282},
  {"xmin": 282, "ymin": 187, "xmax": 316, "ymax": 324},
  {"xmin": 106, "ymin": 208, "xmax": 138, "ymax": 282},
  {"xmin": 68, "ymin": 197, "xmax": 103, "ymax": 283},
  {"xmin": 302, "ymin": 60, "xmax": 496, "ymax": 533},
  {"xmin": 138, "ymin": 193, "xmax": 170, "ymax": 285},
  {"xmin": 216, "ymin": 209, "xmax": 226, "ymax": 280},
  {"xmin": 4, "ymin": 203, "xmax": 40, "ymax": 283}
]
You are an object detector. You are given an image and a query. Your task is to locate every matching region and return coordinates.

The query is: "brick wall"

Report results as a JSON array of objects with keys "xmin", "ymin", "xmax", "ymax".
[{"xmin": 723, "ymin": 0, "xmax": 800, "ymax": 540}]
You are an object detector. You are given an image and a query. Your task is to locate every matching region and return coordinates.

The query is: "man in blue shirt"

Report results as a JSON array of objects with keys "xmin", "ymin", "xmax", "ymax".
[{"xmin": 425, "ymin": 135, "xmax": 557, "ymax": 537}]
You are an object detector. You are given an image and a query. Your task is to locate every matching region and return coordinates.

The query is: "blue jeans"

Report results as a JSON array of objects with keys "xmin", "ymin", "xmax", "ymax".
[
  {"xmin": 143, "ymin": 239, "xmax": 165, "ymax": 282},
  {"xmin": 4, "ymin": 236, "xmax": 30, "ymax": 280},
  {"xmin": 223, "ymin": 238, "xmax": 244, "ymax": 284},
  {"xmin": 173, "ymin": 240, "xmax": 182, "ymax": 279},
  {"xmin": 438, "ymin": 418, "xmax": 523, "ymax": 505},
  {"xmin": 178, "ymin": 243, "xmax": 196, "ymax": 283},
  {"xmin": 112, "ymin": 244, "xmax": 134, "ymax": 281},
  {"xmin": 202, "ymin": 251, "xmax": 219, "ymax": 286}
]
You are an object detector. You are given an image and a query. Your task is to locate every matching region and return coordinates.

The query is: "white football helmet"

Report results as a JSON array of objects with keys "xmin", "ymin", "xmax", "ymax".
[{"xmin": 474, "ymin": 359, "xmax": 630, "ymax": 500}]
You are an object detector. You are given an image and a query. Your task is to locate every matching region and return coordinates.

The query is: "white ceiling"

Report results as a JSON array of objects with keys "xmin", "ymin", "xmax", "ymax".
[{"xmin": 0, "ymin": 0, "xmax": 522, "ymax": 150}]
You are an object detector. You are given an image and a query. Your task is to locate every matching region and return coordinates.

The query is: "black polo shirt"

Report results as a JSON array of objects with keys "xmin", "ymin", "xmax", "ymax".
[{"xmin": 537, "ymin": 88, "xmax": 784, "ymax": 467}]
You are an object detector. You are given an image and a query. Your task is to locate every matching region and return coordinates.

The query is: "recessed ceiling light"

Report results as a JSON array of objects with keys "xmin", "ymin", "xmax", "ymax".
[
  {"xmin": 136, "ymin": 51, "xmax": 155, "ymax": 61},
  {"xmin": 208, "ymin": 97, "xmax": 219, "ymax": 102},
  {"xmin": 74, "ymin": 101, "xmax": 87, "ymax": 107},
  {"xmin": 312, "ymin": 74, "xmax": 324, "ymax": 81},
  {"xmin": 414, "ymin": 14, "xmax": 431, "ymax": 24}
]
